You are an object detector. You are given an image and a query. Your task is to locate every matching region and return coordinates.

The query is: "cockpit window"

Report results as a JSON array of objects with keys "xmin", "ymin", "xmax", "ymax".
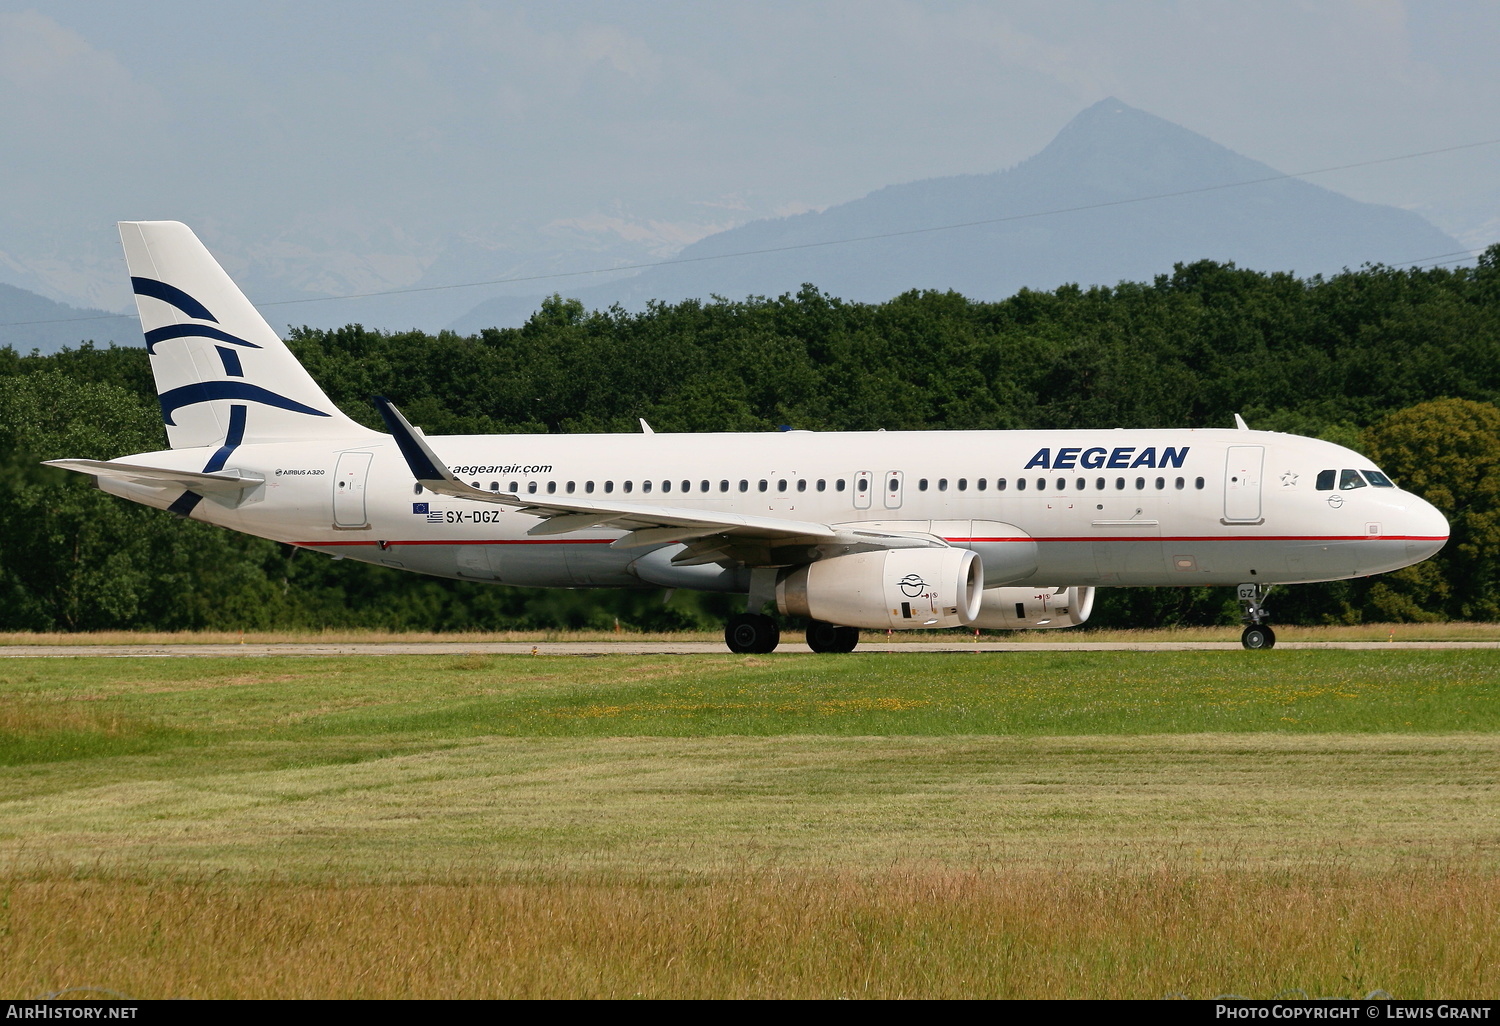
[
  {"xmin": 1339, "ymin": 469, "xmax": 1367, "ymax": 490},
  {"xmin": 1364, "ymin": 470, "xmax": 1395, "ymax": 488},
  {"xmin": 1316, "ymin": 469, "xmax": 1336, "ymax": 491}
]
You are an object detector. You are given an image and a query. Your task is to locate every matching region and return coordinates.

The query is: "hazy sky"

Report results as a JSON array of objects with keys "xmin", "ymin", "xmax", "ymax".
[{"xmin": 2, "ymin": 0, "xmax": 1497, "ymax": 320}]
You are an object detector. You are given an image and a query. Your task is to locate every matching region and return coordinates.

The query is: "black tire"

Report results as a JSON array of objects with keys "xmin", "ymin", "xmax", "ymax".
[
  {"xmin": 1241, "ymin": 625, "xmax": 1276, "ymax": 650},
  {"xmin": 726, "ymin": 613, "xmax": 781, "ymax": 654},
  {"xmin": 806, "ymin": 621, "xmax": 860, "ymax": 654}
]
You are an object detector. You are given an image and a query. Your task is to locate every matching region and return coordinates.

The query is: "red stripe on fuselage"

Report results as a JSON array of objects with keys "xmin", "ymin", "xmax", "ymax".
[
  {"xmin": 296, "ymin": 533, "xmax": 1447, "ymax": 549},
  {"xmin": 952, "ymin": 535, "xmax": 1447, "ymax": 544}
]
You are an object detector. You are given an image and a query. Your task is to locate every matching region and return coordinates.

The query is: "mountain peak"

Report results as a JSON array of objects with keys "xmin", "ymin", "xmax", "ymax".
[{"xmin": 450, "ymin": 101, "xmax": 1459, "ymax": 332}]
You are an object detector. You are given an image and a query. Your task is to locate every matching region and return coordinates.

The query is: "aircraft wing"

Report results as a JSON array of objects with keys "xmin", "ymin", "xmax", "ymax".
[
  {"xmin": 44, "ymin": 459, "xmax": 264, "ymax": 500},
  {"xmin": 373, "ymin": 397, "xmax": 943, "ymax": 563}
]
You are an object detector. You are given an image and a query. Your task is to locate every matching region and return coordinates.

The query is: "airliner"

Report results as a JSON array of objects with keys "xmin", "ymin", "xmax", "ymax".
[{"xmin": 47, "ymin": 222, "xmax": 1450, "ymax": 652}]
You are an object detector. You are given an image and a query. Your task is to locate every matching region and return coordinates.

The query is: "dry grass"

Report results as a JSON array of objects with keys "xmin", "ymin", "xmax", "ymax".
[
  {"xmin": 2, "ymin": 622, "xmax": 1498, "ymax": 646},
  {"xmin": 6, "ymin": 735, "xmax": 1498, "ymax": 882},
  {"xmin": 2, "ymin": 865, "xmax": 1495, "ymax": 999}
]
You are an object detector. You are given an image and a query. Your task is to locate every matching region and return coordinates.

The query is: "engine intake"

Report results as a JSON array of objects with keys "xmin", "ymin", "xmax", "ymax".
[
  {"xmin": 970, "ymin": 586, "xmax": 1095, "ymax": 629},
  {"xmin": 776, "ymin": 548, "xmax": 983, "ymax": 630}
]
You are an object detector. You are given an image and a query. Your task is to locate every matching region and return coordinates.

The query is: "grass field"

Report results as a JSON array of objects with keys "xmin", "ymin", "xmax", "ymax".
[{"xmin": 2, "ymin": 650, "xmax": 1497, "ymax": 998}]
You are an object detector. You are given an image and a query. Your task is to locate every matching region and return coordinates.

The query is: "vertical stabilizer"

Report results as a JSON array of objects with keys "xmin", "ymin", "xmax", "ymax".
[{"xmin": 119, "ymin": 221, "xmax": 373, "ymax": 449}]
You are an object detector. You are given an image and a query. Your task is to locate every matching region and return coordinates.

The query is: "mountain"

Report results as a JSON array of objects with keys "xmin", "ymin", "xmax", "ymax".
[
  {"xmin": 0, "ymin": 283, "xmax": 139, "ymax": 355},
  {"xmin": 451, "ymin": 98, "xmax": 1461, "ymax": 332}
]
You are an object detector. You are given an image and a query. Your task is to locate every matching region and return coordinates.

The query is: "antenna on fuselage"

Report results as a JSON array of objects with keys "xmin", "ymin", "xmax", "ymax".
[
  {"xmin": 639, "ymin": 418, "xmax": 655, "ymax": 434},
  {"xmin": 1233, "ymin": 414, "xmax": 1250, "ymax": 430}
]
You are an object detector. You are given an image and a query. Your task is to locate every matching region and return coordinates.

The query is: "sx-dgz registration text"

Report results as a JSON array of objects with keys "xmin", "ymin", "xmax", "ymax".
[{"xmin": 443, "ymin": 510, "xmax": 504, "ymax": 524}]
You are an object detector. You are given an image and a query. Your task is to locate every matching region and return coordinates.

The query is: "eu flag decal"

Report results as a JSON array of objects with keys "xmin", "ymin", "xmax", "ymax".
[{"xmin": 412, "ymin": 502, "xmax": 429, "ymax": 514}]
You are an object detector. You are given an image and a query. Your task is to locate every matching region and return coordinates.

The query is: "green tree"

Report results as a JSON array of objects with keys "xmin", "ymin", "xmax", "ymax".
[{"xmin": 1361, "ymin": 398, "xmax": 1500, "ymax": 620}]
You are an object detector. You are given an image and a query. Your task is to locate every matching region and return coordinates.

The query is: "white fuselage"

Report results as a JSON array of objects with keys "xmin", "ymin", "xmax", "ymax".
[{"xmin": 101, "ymin": 426, "xmax": 1450, "ymax": 594}]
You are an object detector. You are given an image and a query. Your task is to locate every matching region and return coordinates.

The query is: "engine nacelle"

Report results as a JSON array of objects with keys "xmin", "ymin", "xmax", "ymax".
[
  {"xmin": 970, "ymin": 586, "xmax": 1096, "ymax": 629},
  {"xmin": 776, "ymin": 548, "xmax": 984, "ymax": 630}
]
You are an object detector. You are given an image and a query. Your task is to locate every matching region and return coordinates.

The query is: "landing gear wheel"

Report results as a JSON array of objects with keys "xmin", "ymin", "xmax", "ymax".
[
  {"xmin": 1241, "ymin": 625, "xmax": 1276, "ymax": 650},
  {"xmin": 805, "ymin": 621, "xmax": 860, "ymax": 654},
  {"xmin": 725, "ymin": 613, "xmax": 781, "ymax": 654}
]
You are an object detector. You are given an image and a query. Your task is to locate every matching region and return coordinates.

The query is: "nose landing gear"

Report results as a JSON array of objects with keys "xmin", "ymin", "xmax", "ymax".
[{"xmin": 1236, "ymin": 583, "xmax": 1276, "ymax": 650}]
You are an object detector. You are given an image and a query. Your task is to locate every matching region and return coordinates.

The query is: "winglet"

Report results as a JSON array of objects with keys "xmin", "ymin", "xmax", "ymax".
[{"xmin": 373, "ymin": 396, "xmax": 456, "ymax": 485}]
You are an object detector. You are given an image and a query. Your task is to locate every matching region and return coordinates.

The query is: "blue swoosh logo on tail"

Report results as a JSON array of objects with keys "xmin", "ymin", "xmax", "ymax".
[
  {"xmin": 131, "ymin": 277, "xmax": 218, "ymax": 323},
  {"xmin": 158, "ymin": 382, "xmax": 329, "ymax": 426},
  {"xmin": 143, "ymin": 324, "xmax": 263, "ymax": 355}
]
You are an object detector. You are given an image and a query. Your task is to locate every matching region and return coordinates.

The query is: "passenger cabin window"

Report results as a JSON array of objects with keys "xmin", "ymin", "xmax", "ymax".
[
  {"xmin": 958, "ymin": 478, "xmax": 968, "ymax": 491},
  {"xmin": 662, "ymin": 481, "xmax": 671, "ymax": 493},
  {"xmin": 586, "ymin": 481, "xmax": 595, "ymax": 494},
  {"xmin": 758, "ymin": 480, "xmax": 768, "ymax": 492},
  {"xmin": 798, "ymin": 479, "xmax": 808, "ymax": 492},
  {"xmin": 642, "ymin": 481, "xmax": 652, "ymax": 493},
  {"xmin": 604, "ymin": 481, "xmax": 614, "ymax": 494},
  {"xmin": 1035, "ymin": 478, "xmax": 1045, "ymax": 490},
  {"xmin": 857, "ymin": 478, "xmax": 868, "ymax": 492},
  {"xmin": 623, "ymin": 481, "xmax": 633, "ymax": 493},
  {"xmin": 1195, "ymin": 477, "xmax": 1205, "ymax": 490},
  {"xmin": 816, "ymin": 480, "xmax": 826, "ymax": 491},
  {"xmin": 490, "ymin": 482, "xmax": 499, "ymax": 492},
  {"xmin": 739, "ymin": 480, "xmax": 749, "ymax": 492},
  {"xmin": 918, "ymin": 479, "xmax": 929, "ymax": 491},
  {"xmin": 836, "ymin": 479, "xmax": 846, "ymax": 492},
  {"xmin": 701, "ymin": 481, "xmax": 710, "ymax": 492},
  {"xmin": 938, "ymin": 479, "xmax": 948, "ymax": 491},
  {"xmin": 777, "ymin": 480, "xmax": 787, "ymax": 492},
  {"xmin": 566, "ymin": 481, "xmax": 575, "ymax": 494},
  {"xmin": 1339, "ymin": 469, "xmax": 1367, "ymax": 490},
  {"xmin": 1054, "ymin": 478, "xmax": 1064, "ymax": 491},
  {"xmin": 720, "ymin": 480, "xmax": 729, "ymax": 492},
  {"xmin": 682, "ymin": 480, "xmax": 691, "ymax": 493},
  {"xmin": 527, "ymin": 482, "xmax": 538, "ymax": 494},
  {"xmin": 508, "ymin": 481, "xmax": 518, "ymax": 492},
  {"xmin": 977, "ymin": 478, "xmax": 987, "ymax": 491},
  {"xmin": 997, "ymin": 478, "xmax": 1007, "ymax": 491},
  {"xmin": 1017, "ymin": 478, "xmax": 1026, "ymax": 491}
]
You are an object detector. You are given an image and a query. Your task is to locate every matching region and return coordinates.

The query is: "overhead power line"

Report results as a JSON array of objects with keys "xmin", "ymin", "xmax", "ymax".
[{"xmin": 4, "ymin": 135, "xmax": 1499, "ymax": 329}]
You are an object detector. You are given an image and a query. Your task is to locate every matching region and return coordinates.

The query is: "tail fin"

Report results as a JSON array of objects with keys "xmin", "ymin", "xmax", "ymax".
[{"xmin": 119, "ymin": 221, "xmax": 373, "ymax": 449}]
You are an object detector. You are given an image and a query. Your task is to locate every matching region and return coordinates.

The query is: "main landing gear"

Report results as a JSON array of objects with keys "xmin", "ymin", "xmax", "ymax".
[
  {"xmin": 723, "ymin": 615, "xmax": 860, "ymax": 654},
  {"xmin": 805, "ymin": 620, "xmax": 860, "ymax": 654},
  {"xmin": 725, "ymin": 613, "xmax": 780, "ymax": 654},
  {"xmin": 1237, "ymin": 583, "xmax": 1277, "ymax": 650}
]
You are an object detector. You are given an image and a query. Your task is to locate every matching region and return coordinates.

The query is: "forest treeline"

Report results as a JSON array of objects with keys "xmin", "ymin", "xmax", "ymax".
[{"xmin": 1, "ymin": 253, "xmax": 1498, "ymax": 632}]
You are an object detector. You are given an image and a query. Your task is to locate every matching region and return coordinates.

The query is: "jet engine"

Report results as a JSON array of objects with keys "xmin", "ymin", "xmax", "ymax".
[
  {"xmin": 776, "ymin": 547, "xmax": 983, "ymax": 630},
  {"xmin": 970, "ymin": 586, "xmax": 1095, "ymax": 629}
]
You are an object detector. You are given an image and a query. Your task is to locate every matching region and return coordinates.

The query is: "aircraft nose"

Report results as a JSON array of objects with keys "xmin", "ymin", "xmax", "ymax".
[{"xmin": 1401, "ymin": 494, "xmax": 1450, "ymax": 563}]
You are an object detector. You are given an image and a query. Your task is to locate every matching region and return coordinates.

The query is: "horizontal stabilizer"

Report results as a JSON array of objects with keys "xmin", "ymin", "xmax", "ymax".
[{"xmin": 44, "ymin": 459, "xmax": 264, "ymax": 500}]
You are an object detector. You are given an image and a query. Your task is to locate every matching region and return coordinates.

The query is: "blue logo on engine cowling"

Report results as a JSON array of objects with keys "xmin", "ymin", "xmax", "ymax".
[{"xmin": 1024, "ymin": 446, "xmax": 1189, "ymax": 470}]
